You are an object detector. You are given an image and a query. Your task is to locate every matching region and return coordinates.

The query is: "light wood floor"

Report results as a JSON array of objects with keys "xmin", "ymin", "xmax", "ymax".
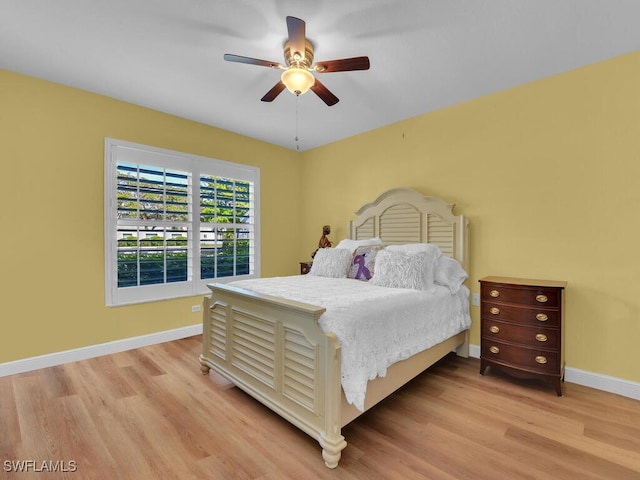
[{"xmin": 1, "ymin": 336, "xmax": 638, "ymax": 480}]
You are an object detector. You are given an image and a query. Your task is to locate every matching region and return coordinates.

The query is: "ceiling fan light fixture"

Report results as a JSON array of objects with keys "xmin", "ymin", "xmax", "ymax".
[
  {"xmin": 281, "ymin": 67, "xmax": 315, "ymax": 96},
  {"xmin": 224, "ymin": 16, "xmax": 368, "ymax": 106}
]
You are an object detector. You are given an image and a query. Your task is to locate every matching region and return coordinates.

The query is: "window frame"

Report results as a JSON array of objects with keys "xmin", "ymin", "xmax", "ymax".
[{"xmin": 104, "ymin": 138, "xmax": 260, "ymax": 306}]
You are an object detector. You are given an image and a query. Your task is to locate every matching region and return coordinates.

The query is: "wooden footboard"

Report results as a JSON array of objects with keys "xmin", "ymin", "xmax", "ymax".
[
  {"xmin": 200, "ymin": 282, "xmax": 470, "ymax": 468},
  {"xmin": 199, "ymin": 283, "xmax": 347, "ymax": 468}
]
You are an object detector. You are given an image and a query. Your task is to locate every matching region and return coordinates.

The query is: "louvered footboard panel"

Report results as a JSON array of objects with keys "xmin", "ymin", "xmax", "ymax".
[
  {"xmin": 202, "ymin": 288, "xmax": 334, "ymax": 417},
  {"xmin": 283, "ymin": 328, "xmax": 318, "ymax": 411},
  {"xmin": 231, "ymin": 309, "xmax": 276, "ymax": 388},
  {"xmin": 208, "ymin": 302, "xmax": 228, "ymax": 360}
]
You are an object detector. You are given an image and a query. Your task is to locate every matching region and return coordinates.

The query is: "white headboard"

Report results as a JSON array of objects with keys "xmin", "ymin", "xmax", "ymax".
[{"xmin": 349, "ymin": 188, "xmax": 469, "ymax": 270}]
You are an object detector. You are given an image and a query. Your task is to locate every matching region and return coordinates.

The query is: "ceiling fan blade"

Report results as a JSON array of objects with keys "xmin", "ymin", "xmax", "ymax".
[
  {"xmin": 315, "ymin": 56, "xmax": 370, "ymax": 73},
  {"xmin": 261, "ymin": 81, "xmax": 286, "ymax": 102},
  {"xmin": 224, "ymin": 54, "xmax": 282, "ymax": 69},
  {"xmin": 286, "ymin": 16, "xmax": 306, "ymax": 60},
  {"xmin": 310, "ymin": 78, "xmax": 339, "ymax": 106}
]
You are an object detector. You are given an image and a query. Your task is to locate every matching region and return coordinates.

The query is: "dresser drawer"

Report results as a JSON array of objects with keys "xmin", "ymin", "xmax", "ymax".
[
  {"xmin": 481, "ymin": 340, "xmax": 559, "ymax": 374},
  {"xmin": 481, "ymin": 320, "xmax": 559, "ymax": 347},
  {"xmin": 481, "ymin": 284, "xmax": 560, "ymax": 308},
  {"xmin": 481, "ymin": 302, "xmax": 560, "ymax": 327}
]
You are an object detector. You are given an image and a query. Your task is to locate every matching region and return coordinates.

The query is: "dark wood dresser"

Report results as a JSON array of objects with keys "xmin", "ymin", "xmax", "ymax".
[{"xmin": 479, "ymin": 276, "xmax": 567, "ymax": 396}]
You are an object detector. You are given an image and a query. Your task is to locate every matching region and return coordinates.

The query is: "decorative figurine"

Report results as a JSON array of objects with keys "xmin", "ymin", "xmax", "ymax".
[{"xmin": 311, "ymin": 225, "xmax": 332, "ymax": 258}]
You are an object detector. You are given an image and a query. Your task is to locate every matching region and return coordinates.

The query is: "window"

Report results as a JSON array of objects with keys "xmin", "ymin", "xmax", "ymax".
[{"xmin": 104, "ymin": 138, "xmax": 260, "ymax": 306}]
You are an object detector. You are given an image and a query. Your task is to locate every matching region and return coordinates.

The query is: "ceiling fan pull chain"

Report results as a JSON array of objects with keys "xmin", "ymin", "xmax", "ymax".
[{"xmin": 295, "ymin": 96, "xmax": 300, "ymax": 151}]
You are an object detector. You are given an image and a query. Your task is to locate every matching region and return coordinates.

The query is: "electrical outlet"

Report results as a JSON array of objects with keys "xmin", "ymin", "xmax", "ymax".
[
  {"xmin": 472, "ymin": 293, "xmax": 480, "ymax": 306},
  {"xmin": 191, "ymin": 304, "xmax": 201, "ymax": 313}
]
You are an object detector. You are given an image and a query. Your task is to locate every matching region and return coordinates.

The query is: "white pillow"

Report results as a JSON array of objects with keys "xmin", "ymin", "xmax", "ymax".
[
  {"xmin": 386, "ymin": 243, "xmax": 442, "ymax": 286},
  {"xmin": 335, "ymin": 237, "xmax": 383, "ymax": 254},
  {"xmin": 309, "ymin": 248, "xmax": 352, "ymax": 278},
  {"xmin": 434, "ymin": 256, "xmax": 468, "ymax": 293},
  {"xmin": 370, "ymin": 250, "xmax": 431, "ymax": 290},
  {"xmin": 386, "ymin": 242, "xmax": 442, "ymax": 256}
]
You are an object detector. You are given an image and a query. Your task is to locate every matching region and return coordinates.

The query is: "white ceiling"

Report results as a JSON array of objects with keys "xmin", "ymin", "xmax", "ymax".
[{"xmin": 2, "ymin": 1, "xmax": 639, "ymax": 151}]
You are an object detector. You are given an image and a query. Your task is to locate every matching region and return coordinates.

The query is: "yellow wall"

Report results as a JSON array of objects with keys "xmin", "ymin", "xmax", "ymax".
[
  {"xmin": 0, "ymin": 69, "xmax": 302, "ymax": 363},
  {"xmin": 300, "ymin": 51, "xmax": 640, "ymax": 384}
]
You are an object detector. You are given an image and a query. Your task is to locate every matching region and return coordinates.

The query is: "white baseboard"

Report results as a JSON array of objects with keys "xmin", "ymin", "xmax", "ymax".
[
  {"xmin": 468, "ymin": 343, "xmax": 640, "ymax": 402},
  {"xmin": 0, "ymin": 324, "xmax": 203, "ymax": 378},
  {"xmin": 563, "ymin": 366, "xmax": 640, "ymax": 401},
  {"xmin": 469, "ymin": 343, "xmax": 481, "ymax": 359}
]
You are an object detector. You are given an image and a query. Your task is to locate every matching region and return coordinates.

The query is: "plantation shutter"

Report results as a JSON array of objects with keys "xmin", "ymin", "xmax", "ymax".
[{"xmin": 105, "ymin": 138, "xmax": 260, "ymax": 306}]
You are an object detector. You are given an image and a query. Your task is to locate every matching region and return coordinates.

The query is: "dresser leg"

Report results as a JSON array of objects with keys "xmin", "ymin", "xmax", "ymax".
[
  {"xmin": 479, "ymin": 359, "xmax": 488, "ymax": 375},
  {"xmin": 554, "ymin": 378, "xmax": 563, "ymax": 397}
]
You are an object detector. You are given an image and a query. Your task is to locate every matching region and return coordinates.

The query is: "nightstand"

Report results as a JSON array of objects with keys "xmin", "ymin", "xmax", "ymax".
[
  {"xmin": 300, "ymin": 262, "xmax": 312, "ymax": 275},
  {"xmin": 479, "ymin": 276, "xmax": 567, "ymax": 396}
]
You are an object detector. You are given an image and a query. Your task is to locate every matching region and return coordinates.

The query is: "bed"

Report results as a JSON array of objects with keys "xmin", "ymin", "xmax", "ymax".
[{"xmin": 199, "ymin": 187, "xmax": 470, "ymax": 468}]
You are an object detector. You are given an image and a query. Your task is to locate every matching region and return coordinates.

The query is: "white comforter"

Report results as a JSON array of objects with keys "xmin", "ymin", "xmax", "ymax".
[{"xmin": 230, "ymin": 275, "xmax": 471, "ymax": 412}]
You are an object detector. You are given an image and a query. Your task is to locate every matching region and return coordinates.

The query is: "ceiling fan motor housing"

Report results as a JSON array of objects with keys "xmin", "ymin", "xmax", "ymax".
[{"xmin": 284, "ymin": 39, "xmax": 314, "ymax": 69}]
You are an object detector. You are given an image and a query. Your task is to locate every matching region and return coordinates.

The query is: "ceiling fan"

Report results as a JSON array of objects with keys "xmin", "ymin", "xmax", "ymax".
[{"xmin": 223, "ymin": 16, "xmax": 370, "ymax": 106}]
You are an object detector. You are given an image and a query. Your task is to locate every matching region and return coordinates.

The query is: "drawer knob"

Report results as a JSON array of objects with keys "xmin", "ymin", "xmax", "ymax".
[
  {"xmin": 535, "ymin": 355, "xmax": 548, "ymax": 364},
  {"xmin": 489, "ymin": 346, "xmax": 500, "ymax": 354},
  {"xmin": 489, "ymin": 325, "xmax": 500, "ymax": 334},
  {"xmin": 490, "ymin": 289, "xmax": 500, "ymax": 298},
  {"xmin": 536, "ymin": 313, "xmax": 548, "ymax": 322},
  {"xmin": 535, "ymin": 333, "xmax": 548, "ymax": 342},
  {"xmin": 490, "ymin": 307, "xmax": 500, "ymax": 315},
  {"xmin": 536, "ymin": 294, "xmax": 548, "ymax": 303}
]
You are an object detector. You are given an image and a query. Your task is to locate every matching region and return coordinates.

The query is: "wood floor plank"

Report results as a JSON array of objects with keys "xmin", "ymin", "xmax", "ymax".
[
  {"xmin": 504, "ymin": 425, "xmax": 640, "ymax": 480},
  {"xmin": 1, "ymin": 336, "xmax": 638, "ymax": 479},
  {"xmin": 51, "ymin": 395, "xmax": 121, "ymax": 479},
  {"xmin": 0, "ymin": 376, "xmax": 21, "ymax": 464}
]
